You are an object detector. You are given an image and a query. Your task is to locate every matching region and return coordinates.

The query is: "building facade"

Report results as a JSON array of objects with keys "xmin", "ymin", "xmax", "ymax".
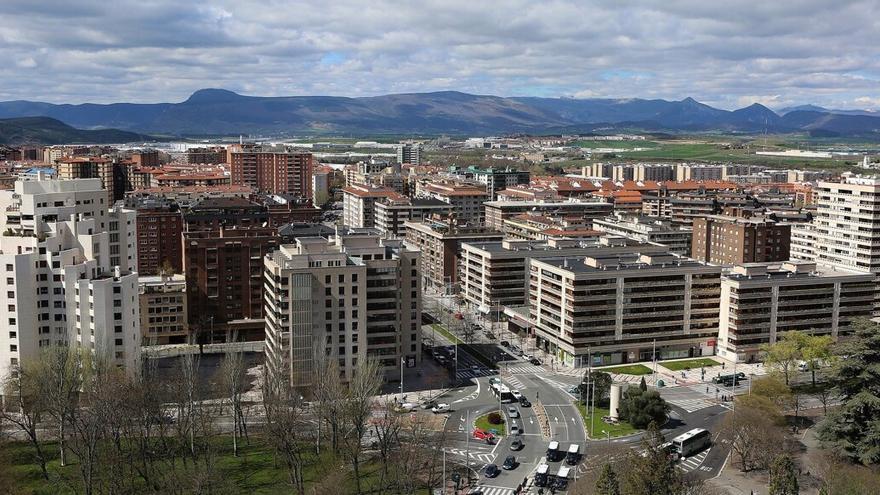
[
  {"xmin": 404, "ymin": 220, "xmax": 504, "ymax": 291},
  {"xmin": 139, "ymin": 274, "xmax": 188, "ymax": 345},
  {"xmin": 229, "ymin": 148, "xmax": 314, "ymax": 198},
  {"xmin": 374, "ymin": 197, "xmax": 453, "ymax": 238},
  {"xmin": 342, "ymin": 184, "xmax": 401, "ymax": 229},
  {"xmin": 593, "ymin": 215, "xmax": 693, "ymax": 256},
  {"xmin": 484, "ymin": 200, "xmax": 613, "ymax": 231},
  {"xmin": 264, "ymin": 233, "xmax": 421, "ymax": 386},
  {"xmin": 691, "ymin": 214, "xmax": 790, "ymax": 265},
  {"xmin": 421, "ymin": 183, "xmax": 489, "ymax": 226}
]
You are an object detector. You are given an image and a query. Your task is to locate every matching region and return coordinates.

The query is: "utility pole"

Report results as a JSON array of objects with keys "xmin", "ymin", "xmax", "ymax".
[
  {"xmin": 400, "ymin": 356, "xmax": 405, "ymax": 397},
  {"xmin": 465, "ymin": 410, "xmax": 470, "ymax": 480},
  {"xmin": 652, "ymin": 339, "xmax": 657, "ymax": 385}
]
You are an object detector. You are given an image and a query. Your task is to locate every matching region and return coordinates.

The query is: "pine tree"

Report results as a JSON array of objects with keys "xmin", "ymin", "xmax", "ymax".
[
  {"xmin": 595, "ymin": 463, "xmax": 620, "ymax": 495},
  {"xmin": 768, "ymin": 454, "xmax": 799, "ymax": 495}
]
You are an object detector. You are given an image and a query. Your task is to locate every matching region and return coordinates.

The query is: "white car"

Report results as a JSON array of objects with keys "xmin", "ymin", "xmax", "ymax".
[
  {"xmin": 511, "ymin": 390, "xmax": 523, "ymax": 400},
  {"xmin": 398, "ymin": 402, "xmax": 419, "ymax": 412},
  {"xmin": 432, "ymin": 403, "xmax": 451, "ymax": 413},
  {"xmin": 507, "ymin": 406, "xmax": 519, "ymax": 418},
  {"xmin": 510, "ymin": 423, "xmax": 521, "ymax": 435}
]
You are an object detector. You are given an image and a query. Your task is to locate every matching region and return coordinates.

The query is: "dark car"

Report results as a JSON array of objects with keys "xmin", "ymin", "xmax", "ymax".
[
  {"xmin": 519, "ymin": 397, "xmax": 531, "ymax": 407},
  {"xmin": 529, "ymin": 357, "xmax": 542, "ymax": 365},
  {"xmin": 500, "ymin": 340, "xmax": 510, "ymax": 347},
  {"xmin": 510, "ymin": 438, "xmax": 523, "ymax": 451},
  {"xmin": 502, "ymin": 455, "xmax": 518, "ymax": 470},
  {"xmin": 485, "ymin": 464, "xmax": 500, "ymax": 478}
]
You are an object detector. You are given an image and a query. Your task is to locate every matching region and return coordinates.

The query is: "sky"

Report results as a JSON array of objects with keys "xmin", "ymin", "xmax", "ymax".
[{"xmin": 1, "ymin": 0, "xmax": 879, "ymax": 110}]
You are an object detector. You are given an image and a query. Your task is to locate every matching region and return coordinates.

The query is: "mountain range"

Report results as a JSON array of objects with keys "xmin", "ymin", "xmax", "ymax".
[
  {"xmin": 1, "ymin": 89, "xmax": 879, "ymax": 138},
  {"xmin": 0, "ymin": 117, "xmax": 152, "ymax": 145}
]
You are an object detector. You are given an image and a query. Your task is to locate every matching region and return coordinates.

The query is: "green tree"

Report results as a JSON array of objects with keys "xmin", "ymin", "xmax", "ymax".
[
  {"xmin": 619, "ymin": 388, "xmax": 669, "ymax": 430},
  {"xmin": 620, "ymin": 422, "xmax": 682, "ymax": 495},
  {"xmin": 582, "ymin": 371, "xmax": 613, "ymax": 407},
  {"xmin": 818, "ymin": 319, "xmax": 880, "ymax": 464},
  {"xmin": 639, "ymin": 376, "xmax": 648, "ymax": 392},
  {"xmin": 761, "ymin": 331, "xmax": 802, "ymax": 385},
  {"xmin": 801, "ymin": 334, "xmax": 833, "ymax": 386},
  {"xmin": 768, "ymin": 454, "xmax": 799, "ymax": 495},
  {"xmin": 595, "ymin": 463, "xmax": 620, "ymax": 495}
]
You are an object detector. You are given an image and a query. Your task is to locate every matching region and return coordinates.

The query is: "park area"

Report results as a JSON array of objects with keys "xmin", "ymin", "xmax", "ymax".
[
  {"xmin": 599, "ymin": 364, "xmax": 653, "ymax": 375},
  {"xmin": 659, "ymin": 358, "xmax": 720, "ymax": 371},
  {"xmin": 576, "ymin": 404, "xmax": 639, "ymax": 439},
  {"xmin": 474, "ymin": 411, "xmax": 506, "ymax": 437}
]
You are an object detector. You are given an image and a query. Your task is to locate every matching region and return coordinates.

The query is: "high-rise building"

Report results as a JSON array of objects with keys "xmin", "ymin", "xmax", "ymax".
[
  {"xmin": 691, "ymin": 214, "xmax": 790, "ymax": 265},
  {"xmin": 183, "ymin": 226, "xmax": 279, "ymax": 342},
  {"xmin": 55, "ymin": 157, "xmax": 120, "ymax": 203},
  {"xmin": 397, "ymin": 143, "xmax": 421, "ymax": 165},
  {"xmin": 460, "ymin": 237, "xmax": 668, "ymax": 315},
  {"xmin": 312, "ymin": 168, "xmax": 330, "ymax": 207},
  {"xmin": 130, "ymin": 150, "xmax": 160, "ymax": 168},
  {"xmin": 593, "ymin": 215, "xmax": 693, "ymax": 256},
  {"xmin": 185, "ymin": 147, "xmax": 227, "ymax": 165},
  {"xmin": 132, "ymin": 197, "xmax": 184, "ymax": 275},
  {"xmin": 404, "ymin": 219, "xmax": 504, "ymax": 291},
  {"xmin": 421, "ymin": 183, "xmax": 489, "ymax": 226},
  {"xmin": 529, "ymin": 251, "xmax": 721, "ymax": 367},
  {"xmin": 676, "ymin": 164, "xmax": 724, "ymax": 181},
  {"xmin": 0, "ymin": 177, "xmax": 140, "ymax": 379},
  {"xmin": 717, "ymin": 261, "xmax": 874, "ymax": 362},
  {"xmin": 264, "ymin": 232, "xmax": 421, "ymax": 386},
  {"xmin": 342, "ymin": 184, "xmax": 401, "ymax": 229},
  {"xmin": 139, "ymin": 274, "xmax": 188, "ymax": 345},
  {"xmin": 374, "ymin": 197, "xmax": 453, "ymax": 238},
  {"xmin": 229, "ymin": 148, "xmax": 314, "ymax": 198},
  {"xmin": 470, "ymin": 167, "xmax": 531, "ymax": 200}
]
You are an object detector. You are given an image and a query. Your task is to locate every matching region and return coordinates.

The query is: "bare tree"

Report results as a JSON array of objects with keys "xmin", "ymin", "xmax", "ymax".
[
  {"xmin": 1, "ymin": 363, "xmax": 49, "ymax": 480},
  {"xmin": 36, "ymin": 346, "xmax": 83, "ymax": 467},
  {"xmin": 312, "ymin": 346, "xmax": 345, "ymax": 455},
  {"xmin": 261, "ymin": 365, "xmax": 308, "ymax": 494},
  {"xmin": 341, "ymin": 357, "xmax": 381, "ymax": 495},
  {"xmin": 372, "ymin": 398, "xmax": 402, "ymax": 492},
  {"xmin": 721, "ymin": 402, "xmax": 786, "ymax": 472},
  {"xmin": 219, "ymin": 351, "xmax": 247, "ymax": 457}
]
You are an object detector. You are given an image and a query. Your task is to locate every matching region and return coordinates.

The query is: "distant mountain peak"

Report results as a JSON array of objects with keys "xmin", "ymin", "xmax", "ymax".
[
  {"xmin": 185, "ymin": 88, "xmax": 243, "ymax": 104},
  {"xmin": 681, "ymin": 97, "xmax": 699, "ymax": 104}
]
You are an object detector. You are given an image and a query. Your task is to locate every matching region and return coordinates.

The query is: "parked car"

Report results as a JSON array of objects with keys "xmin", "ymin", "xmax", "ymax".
[
  {"xmin": 502, "ymin": 455, "xmax": 518, "ymax": 470},
  {"xmin": 485, "ymin": 464, "xmax": 500, "ymax": 478},
  {"xmin": 431, "ymin": 403, "xmax": 451, "ymax": 414},
  {"xmin": 507, "ymin": 406, "xmax": 519, "ymax": 418}
]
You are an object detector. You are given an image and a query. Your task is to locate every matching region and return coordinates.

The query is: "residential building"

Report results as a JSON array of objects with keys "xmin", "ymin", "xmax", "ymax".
[
  {"xmin": 374, "ymin": 197, "xmax": 453, "ymax": 238},
  {"xmin": 228, "ymin": 146, "xmax": 314, "ymax": 198},
  {"xmin": 460, "ymin": 236, "xmax": 668, "ymax": 315},
  {"xmin": 421, "ymin": 182, "xmax": 489, "ymax": 226},
  {"xmin": 264, "ymin": 232, "xmax": 421, "ymax": 386},
  {"xmin": 404, "ymin": 219, "xmax": 504, "ymax": 291},
  {"xmin": 185, "ymin": 147, "xmax": 227, "ymax": 165},
  {"xmin": 312, "ymin": 167, "xmax": 330, "ymax": 207},
  {"xmin": 691, "ymin": 214, "xmax": 790, "ymax": 265},
  {"xmin": 676, "ymin": 164, "xmax": 724, "ymax": 181},
  {"xmin": 471, "ymin": 167, "xmax": 531, "ymax": 200},
  {"xmin": 717, "ymin": 261, "xmax": 874, "ymax": 362},
  {"xmin": 139, "ymin": 274, "xmax": 188, "ymax": 345},
  {"xmin": 529, "ymin": 251, "xmax": 722, "ymax": 367},
  {"xmin": 343, "ymin": 184, "xmax": 402, "ymax": 229},
  {"xmin": 0, "ymin": 177, "xmax": 140, "ymax": 380},
  {"xmin": 500, "ymin": 214, "xmax": 601, "ymax": 241},
  {"xmin": 484, "ymin": 200, "xmax": 612, "ymax": 231},
  {"xmin": 593, "ymin": 215, "xmax": 693, "ymax": 256},
  {"xmin": 397, "ymin": 143, "xmax": 421, "ymax": 165},
  {"xmin": 132, "ymin": 197, "xmax": 184, "ymax": 275},
  {"xmin": 790, "ymin": 223, "xmax": 817, "ymax": 262},
  {"xmin": 130, "ymin": 150, "xmax": 160, "ymax": 168},
  {"xmin": 183, "ymin": 226, "xmax": 279, "ymax": 343},
  {"xmin": 55, "ymin": 156, "xmax": 119, "ymax": 202}
]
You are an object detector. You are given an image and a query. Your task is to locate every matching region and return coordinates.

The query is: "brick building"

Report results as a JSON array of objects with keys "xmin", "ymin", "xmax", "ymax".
[{"xmin": 229, "ymin": 147, "xmax": 314, "ymax": 198}]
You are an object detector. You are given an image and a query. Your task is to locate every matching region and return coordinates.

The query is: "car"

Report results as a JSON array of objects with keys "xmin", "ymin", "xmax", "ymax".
[
  {"xmin": 519, "ymin": 397, "xmax": 531, "ymax": 407},
  {"xmin": 500, "ymin": 340, "xmax": 510, "ymax": 347},
  {"xmin": 484, "ymin": 464, "xmax": 500, "ymax": 478},
  {"xmin": 510, "ymin": 438, "xmax": 523, "ymax": 451},
  {"xmin": 488, "ymin": 377, "xmax": 501, "ymax": 385},
  {"xmin": 568, "ymin": 386, "xmax": 580, "ymax": 394},
  {"xmin": 431, "ymin": 403, "xmax": 451, "ymax": 413},
  {"xmin": 398, "ymin": 402, "xmax": 418, "ymax": 412},
  {"xmin": 522, "ymin": 354, "xmax": 532, "ymax": 360},
  {"xmin": 502, "ymin": 455, "xmax": 518, "ymax": 470},
  {"xmin": 511, "ymin": 390, "xmax": 523, "ymax": 400},
  {"xmin": 470, "ymin": 365, "xmax": 480, "ymax": 372},
  {"xmin": 529, "ymin": 358, "xmax": 542, "ymax": 365},
  {"xmin": 507, "ymin": 406, "xmax": 519, "ymax": 418},
  {"xmin": 421, "ymin": 400, "xmax": 437, "ymax": 410},
  {"xmin": 485, "ymin": 332, "xmax": 496, "ymax": 340},
  {"xmin": 510, "ymin": 423, "xmax": 521, "ymax": 435},
  {"xmin": 473, "ymin": 428, "xmax": 495, "ymax": 441}
]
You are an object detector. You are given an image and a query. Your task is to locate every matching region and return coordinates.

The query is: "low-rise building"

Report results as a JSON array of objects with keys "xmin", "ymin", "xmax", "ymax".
[
  {"xmin": 529, "ymin": 251, "xmax": 722, "ymax": 367},
  {"xmin": 484, "ymin": 200, "xmax": 612, "ymax": 231},
  {"xmin": 717, "ymin": 261, "xmax": 874, "ymax": 362},
  {"xmin": 420, "ymin": 182, "xmax": 489, "ymax": 225},
  {"xmin": 139, "ymin": 274, "xmax": 188, "ymax": 345},
  {"xmin": 342, "ymin": 184, "xmax": 402, "ymax": 229},
  {"xmin": 374, "ymin": 197, "xmax": 453, "ymax": 238}
]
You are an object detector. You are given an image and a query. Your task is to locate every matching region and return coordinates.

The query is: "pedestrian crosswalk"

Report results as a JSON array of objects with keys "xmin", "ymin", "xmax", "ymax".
[
  {"xmin": 471, "ymin": 485, "xmax": 515, "ymax": 495},
  {"xmin": 505, "ymin": 363, "xmax": 545, "ymax": 375},
  {"xmin": 504, "ymin": 375, "xmax": 525, "ymax": 390},
  {"xmin": 456, "ymin": 368, "xmax": 496, "ymax": 380},
  {"xmin": 665, "ymin": 397, "xmax": 716, "ymax": 413},
  {"xmin": 443, "ymin": 447, "xmax": 496, "ymax": 464},
  {"xmin": 679, "ymin": 448, "xmax": 711, "ymax": 472}
]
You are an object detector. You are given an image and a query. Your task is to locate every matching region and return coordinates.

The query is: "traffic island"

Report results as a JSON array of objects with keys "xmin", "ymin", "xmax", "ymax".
[
  {"xmin": 474, "ymin": 411, "xmax": 506, "ymax": 437},
  {"xmin": 576, "ymin": 403, "xmax": 639, "ymax": 439}
]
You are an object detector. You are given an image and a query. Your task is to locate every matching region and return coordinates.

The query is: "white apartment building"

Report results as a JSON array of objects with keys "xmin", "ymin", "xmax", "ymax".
[
  {"xmin": 264, "ymin": 232, "xmax": 421, "ymax": 386},
  {"xmin": 592, "ymin": 215, "xmax": 693, "ymax": 256},
  {"xmin": 397, "ymin": 143, "xmax": 421, "ymax": 165},
  {"xmin": 312, "ymin": 169, "xmax": 329, "ymax": 207},
  {"xmin": 676, "ymin": 164, "xmax": 724, "ymax": 182},
  {"xmin": 342, "ymin": 184, "xmax": 402, "ymax": 229},
  {"xmin": 460, "ymin": 236, "xmax": 668, "ymax": 315},
  {"xmin": 789, "ymin": 223, "xmax": 817, "ymax": 262},
  {"xmin": 374, "ymin": 197, "xmax": 453, "ymax": 238},
  {"xmin": 0, "ymin": 177, "xmax": 140, "ymax": 380},
  {"xmin": 813, "ymin": 177, "xmax": 880, "ymax": 273},
  {"xmin": 420, "ymin": 183, "xmax": 489, "ymax": 226},
  {"xmin": 717, "ymin": 261, "xmax": 874, "ymax": 363},
  {"xmin": 529, "ymin": 251, "xmax": 721, "ymax": 367}
]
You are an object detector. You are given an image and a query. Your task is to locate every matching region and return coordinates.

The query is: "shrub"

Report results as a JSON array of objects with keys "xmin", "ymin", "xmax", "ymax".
[{"xmin": 488, "ymin": 412, "xmax": 503, "ymax": 425}]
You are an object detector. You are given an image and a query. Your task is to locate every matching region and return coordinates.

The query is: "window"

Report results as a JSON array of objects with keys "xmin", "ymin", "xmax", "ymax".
[
  {"xmin": 113, "ymin": 286, "xmax": 121, "ymax": 294},
  {"xmin": 5, "ymin": 265, "xmax": 11, "ymax": 271},
  {"xmin": 114, "ymin": 325, "xmax": 122, "ymax": 333},
  {"xmin": 114, "ymin": 313, "xmax": 122, "ymax": 320},
  {"xmin": 8, "ymin": 318, "xmax": 15, "ymax": 325},
  {"xmin": 115, "ymin": 338, "xmax": 123, "ymax": 346},
  {"xmin": 338, "ymin": 274, "xmax": 344, "ymax": 283}
]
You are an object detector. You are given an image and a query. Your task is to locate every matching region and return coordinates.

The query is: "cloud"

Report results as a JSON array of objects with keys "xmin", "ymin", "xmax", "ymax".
[{"xmin": 0, "ymin": 0, "xmax": 877, "ymax": 110}]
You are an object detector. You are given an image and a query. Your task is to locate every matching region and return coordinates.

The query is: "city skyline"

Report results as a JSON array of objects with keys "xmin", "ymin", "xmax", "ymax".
[{"xmin": 1, "ymin": 1, "xmax": 879, "ymax": 110}]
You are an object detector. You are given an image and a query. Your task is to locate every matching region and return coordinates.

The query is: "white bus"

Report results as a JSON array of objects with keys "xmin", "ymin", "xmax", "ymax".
[
  {"xmin": 553, "ymin": 466, "xmax": 571, "ymax": 490},
  {"xmin": 565, "ymin": 443, "xmax": 581, "ymax": 465},
  {"xmin": 490, "ymin": 383, "xmax": 515, "ymax": 403},
  {"xmin": 671, "ymin": 428, "xmax": 711, "ymax": 458},
  {"xmin": 534, "ymin": 464, "xmax": 550, "ymax": 487},
  {"xmin": 546, "ymin": 441, "xmax": 562, "ymax": 462}
]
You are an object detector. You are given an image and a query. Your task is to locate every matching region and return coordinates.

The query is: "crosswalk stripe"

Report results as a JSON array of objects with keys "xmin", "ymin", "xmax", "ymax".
[{"xmin": 472, "ymin": 485, "xmax": 515, "ymax": 495}]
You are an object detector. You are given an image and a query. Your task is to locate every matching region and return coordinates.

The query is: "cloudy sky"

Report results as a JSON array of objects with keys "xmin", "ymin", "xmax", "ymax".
[{"xmin": 1, "ymin": 0, "xmax": 878, "ymax": 110}]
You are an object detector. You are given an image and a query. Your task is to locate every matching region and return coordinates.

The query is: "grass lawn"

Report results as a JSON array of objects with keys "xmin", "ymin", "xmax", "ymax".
[
  {"xmin": 573, "ymin": 139, "xmax": 659, "ymax": 149},
  {"xmin": 474, "ymin": 411, "xmax": 506, "ymax": 437},
  {"xmin": 432, "ymin": 324, "xmax": 462, "ymax": 345},
  {"xmin": 599, "ymin": 364, "xmax": 653, "ymax": 375},
  {"xmin": 576, "ymin": 404, "xmax": 639, "ymax": 439},
  {"xmin": 660, "ymin": 358, "xmax": 720, "ymax": 371}
]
